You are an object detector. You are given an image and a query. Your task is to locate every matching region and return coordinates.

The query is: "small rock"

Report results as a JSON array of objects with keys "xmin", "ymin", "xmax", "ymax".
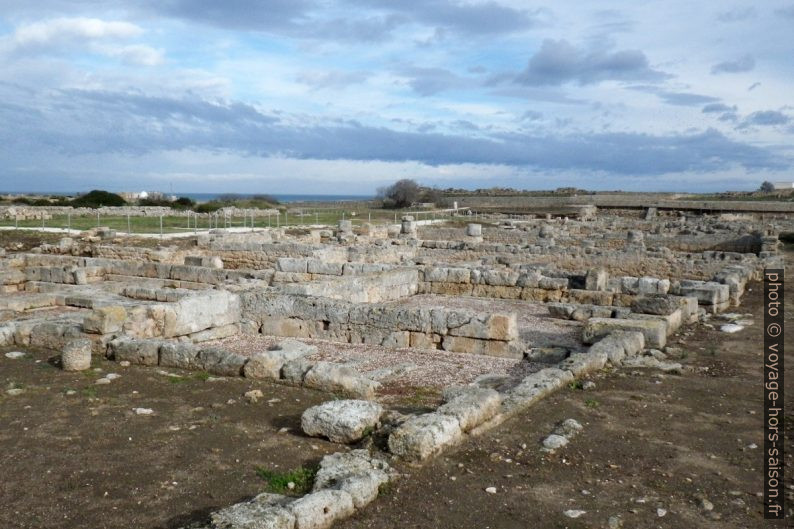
[
  {"xmin": 65, "ymin": 390, "xmax": 76, "ymax": 395},
  {"xmin": 95, "ymin": 378, "xmax": 111, "ymax": 385},
  {"xmin": 118, "ymin": 360, "xmax": 131, "ymax": 367},
  {"xmin": 105, "ymin": 373, "xmax": 121, "ymax": 380},
  {"xmin": 4, "ymin": 352, "xmax": 25, "ymax": 359},
  {"xmin": 700, "ymin": 498, "xmax": 714, "ymax": 511},
  {"xmin": 542, "ymin": 434, "xmax": 569, "ymax": 451},
  {"xmin": 134, "ymin": 408, "xmax": 154, "ymax": 415},
  {"xmin": 582, "ymin": 381, "xmax": 596, "ymax": 390},
  {"xmin": 6, "ymin": 388, "xmax": 24, "ymax": 396},
  {"xmin": 657, "ymin": 508, "xmax": 667, "ymax": 517},
  {"xmin": 485, "ymin": 487, "xmax": 497, "ymax": 494},
  {"xmin": 564, "ymin": 509, "xmax": 586, "ymax": 518},
  {"xmin": 607, "ymin": 515, "xmax": 622, "ymax": 528},
  {"xmin": 244, "ymin": 389, "xmax": 264, "ymax": 403},
  {"xmin": 720, "ymin": 324, "xmax": 743, "ymax": 333}
]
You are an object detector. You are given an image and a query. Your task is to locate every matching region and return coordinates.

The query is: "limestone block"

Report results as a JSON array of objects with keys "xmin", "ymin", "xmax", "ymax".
[
  {"xmin": 584, "ymin": 318, "xmax": 665, "ymax": 348},
  {"xmin": 196, "ymin": 347, "xmax": 247, "ymax": 376},
  {"xmin": 289, "ymin": 490, "xmax": 355, "ymax": 529},
  {"xmin": 678, "ymin": 281, "xmax": 729, "ymax": 306},
  {"xmin": 159, "ymin": 342, "xmax": 200, "ymax": 370},
  {"xmin": 108, "ymin": 338, "xmax": 161, "ymax": 366},
  {"xmin": 83, "ymin": 305, "xmax": 127, "ymax": 334},
  {"xmin": 301, "ymin": 400, "xmax": 383, "ymax": 443},
  {"xmin": 245, "ymin": 340, "xmax": 317, "ymax": 380},
  {"xmin": 61, "ymin": 339, "xmax": 92, "ymax": 371},
  {"xmin": 631, "ymin": 295, "xmax": 679, "ymax": 315},
  {"xmin": 388, "ymin": 413, "xmax": 462, "ymax": 461},
  {"xmin": 303, "ymin": 362, "xmax": 379, "ymax": 399},
  {"xmin": 312, "ymin": 450, "xmax": 390, "ymax": 509},
  {"xmin": 276, "ymin": 257, "xmax": 309, "ymax": 273},
  {"xmin": 210, "ymin": 493, "xmax": 295, "ymax": 529},
  {"xmin": 440, "ymin": 335, "xmax": 514, "ymax": 358},
  {"xmin": 585, "ymin": 268, "xmax": 608, "ymax": 291},
  {"xmin": 436, "ymin": 388, "xmax": 501, "ymax": 432}
]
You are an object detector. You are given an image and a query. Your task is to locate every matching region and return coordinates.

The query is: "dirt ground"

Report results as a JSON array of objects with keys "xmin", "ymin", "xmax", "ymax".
[
  {"xmin": 1, "ymin": 251, "xmax": 792, "ymax": 528},
  {"xmin": 0, "ymin": 350, "xmax": 340, "ymax": 529},
  {"xmin": 335, "ymin": 258, "xmax": 794, "ymax": 528}
]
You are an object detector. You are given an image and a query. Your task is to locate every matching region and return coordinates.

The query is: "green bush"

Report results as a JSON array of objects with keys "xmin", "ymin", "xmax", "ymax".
[{"xmin": 71, "ymin": 190, "xmax": 126, "ymax": 208}]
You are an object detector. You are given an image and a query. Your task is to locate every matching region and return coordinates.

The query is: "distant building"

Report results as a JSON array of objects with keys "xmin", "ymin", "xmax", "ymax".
[
  {"xmin": 773, "ymin": 182, "xmax": 794, "ymax": 190},
  {"xmin": 118, "ymin": 191, "xmax": 166, "ymax": 201}
]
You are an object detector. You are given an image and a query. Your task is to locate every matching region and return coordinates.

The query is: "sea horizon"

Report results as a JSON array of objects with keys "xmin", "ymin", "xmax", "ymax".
[{"xmin": 1, "ymin": 191, "xmax": 376, "ymax": 203}]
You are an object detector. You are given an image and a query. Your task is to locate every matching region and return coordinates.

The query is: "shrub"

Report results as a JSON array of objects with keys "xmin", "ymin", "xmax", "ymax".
[{"xmin": 71, "ymin": 190, "xmax": 126, "ymax": 208}]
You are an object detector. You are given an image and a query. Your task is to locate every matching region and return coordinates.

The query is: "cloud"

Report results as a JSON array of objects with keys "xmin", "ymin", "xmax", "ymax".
[
  {"xmin": 353, "ymin": 0, "xmax": 545, "ymax": 36},
  {"xmin": 656, "ymin": 91, "xmax": 720, "ymax": 106},
  {"xmin": 103, "ymin": 44, "xmax": 164, "ymax": 66},
  {"xmin": 0, "ymin": 86, "xmax": 784, "ymax": 176},
  {"xmin": 4, "ymin": 17, "xmax": 143, "ymax": 53},
  {"xmin": 711, "ymin": 55, "xmax": 755, "ymax": 74},
  {"xmin": 740, "ymin": 110, "xmax": 790, "ymax": 127},
  {"xmin": 150, "ymin": 0, "xmax": 314, "ymax": 32},
  {"xmin": 399, "ymin": 66, "xmax": 475, "ymax": 96},
  {"xmin": 702, "ymin": 103, "xmax": 736, "ymax": 114},
  {"xmin": 716, "ymin": 7, "xmax": 757, "ymax": 22},
  {"xmin": 295, "ymin": 70, "xmax": 370, "ymax": 90},
  {"xmin": 515, "ymin": 39, "xmax": 670, "ymax": 86}
]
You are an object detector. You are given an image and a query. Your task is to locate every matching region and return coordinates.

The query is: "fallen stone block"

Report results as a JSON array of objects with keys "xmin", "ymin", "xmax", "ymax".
[
  {"xmin": 196, "ymin": 347, "xmax": 248, "ymax": 376},
  {"xmin": 631, "ymin": 295, "xmax": 680, "ymax": 316},
  {"xmin": 583, "ymin": 318, "xmax": 666, "ymax": 348},
  {"xmin": 158, "ymin": 342, "xmax": 200, "ymax": 370},
  {"xmin": 245, "ymin": 340, "xmax": 317, "ymax": 380},
  {"xmin": 301, "ymin": 400, "xmax": 383, "ymax": 444},
  {"xmin": 303, "ymin": 362, "xmax": 379, "ymax": 400},
  {"xmin": 388, "ymin": 413, "xmax": 462, "ymax": 461}
]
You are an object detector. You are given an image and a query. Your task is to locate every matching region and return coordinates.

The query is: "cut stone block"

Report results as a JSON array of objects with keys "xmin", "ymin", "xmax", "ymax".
[
  {"xmin": 301, "ymin": 400, "xmax": 383, "ymax": 444},
  {"xmin": 388, "ymin": 413, "xmax": 462, "ymax": 461},
  {"xmin": 583, "ymin": 318, "xmax": 666, "ymax": 348}
]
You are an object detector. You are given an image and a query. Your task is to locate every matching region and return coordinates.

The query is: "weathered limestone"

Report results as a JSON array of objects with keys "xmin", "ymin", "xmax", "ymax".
[
  {"xmin": 303, "ymin": 362, "xmax": 380, "ymax": 400},
  {"xmin": 583, "ymin": 318, "xmax": 667, "ymax": 348},
  {"xmin": 388, "ymin": 413, "xmax": 462, "ymax": 461},
  {"xmin": 301, "ymin": 400, "xmax": 383, "ymax": 443},
  {"xmin": 83, "ymin": 305, "xmax": 127, "ymax": 334},
  {"xmin": 61, "ymin": 339, "xmax": 92, "ymax": 371},
  {"xmin": 244, "ymin": 340, "xmax": 317, "ymax": 380},
  {"xmin": 436, "ymin": 387, "xmax": 501, "ymax": 432}
]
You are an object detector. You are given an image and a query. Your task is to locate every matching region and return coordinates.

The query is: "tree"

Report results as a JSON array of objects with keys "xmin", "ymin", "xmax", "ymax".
[
  {"xmin": 378, "ymin": 179, "xmax": 420, "ymax": 208},
  {"xmin": 71, "ymin": 190, "xmax": 126, "ymax": 208},
  {"xmin": 759, "ymin": 181, "xmax": 775, "ymax": 192}
]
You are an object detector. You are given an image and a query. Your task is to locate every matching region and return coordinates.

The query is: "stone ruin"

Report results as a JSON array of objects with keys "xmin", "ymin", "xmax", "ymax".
[{"xmin": 0, "ymin": 204, "xmax": 789, "ymax": 528}]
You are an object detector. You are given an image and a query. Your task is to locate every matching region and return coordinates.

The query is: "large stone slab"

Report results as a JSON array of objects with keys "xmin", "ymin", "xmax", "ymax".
[
  {"xmin": 388, "ymin": 413, "xmax": 462, "ymax": 461},
  {"xmin": 301, "ymin": 400, "xmax": 383, "ymax": 444},
  {"xmin": 583, "ymin": 318, "xmax": 667, "ymax": 348}
]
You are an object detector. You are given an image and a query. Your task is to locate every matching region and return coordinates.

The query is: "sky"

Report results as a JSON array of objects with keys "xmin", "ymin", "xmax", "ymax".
[{"xmin": 0, "ymin": 1, "xmax": 792, "ymax": 194}]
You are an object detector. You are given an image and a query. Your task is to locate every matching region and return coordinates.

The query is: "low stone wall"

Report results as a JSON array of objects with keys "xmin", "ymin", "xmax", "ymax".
[{"xmin": 241, "ymin": 291, "xmax": 520, "ymax": 357}]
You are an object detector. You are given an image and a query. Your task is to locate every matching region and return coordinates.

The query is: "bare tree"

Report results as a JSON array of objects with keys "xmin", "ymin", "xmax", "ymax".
[
  {"xmin": 759, "ymin": 181, "xmax": 775, "ymax": 192},
  {"xmin": 379, "ymin": 179, "xmax": 420, "ymax": 208}
]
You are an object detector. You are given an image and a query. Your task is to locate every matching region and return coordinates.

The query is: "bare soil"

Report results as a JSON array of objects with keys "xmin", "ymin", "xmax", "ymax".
[
  {"xmin": 335, "ymin": 263, "xmax": 794, "ymax": 528},
  {"xmin": 0, "ymin": 349, "xmax": 340, "ymax": 529}
]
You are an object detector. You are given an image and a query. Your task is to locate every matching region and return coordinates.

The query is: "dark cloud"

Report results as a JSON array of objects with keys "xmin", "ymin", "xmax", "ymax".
[
  {"xmin": 656, "ymin": 91, "xmax": 720, "ymax": 106},
  {"xmin": 740, "ymin": 110, "xmax": 790, "ymax": 127},
  {"xmin": 711, "ymin": 55, "xmax": 755, "ymax": 74},
  {"xmin": 295, "ymin": 70, "xmax": 370, "ymax": 90},
  {"xmin": 515, "ymin": 39, "xmax": 670, "ymax": 86},
  {"xmin": 702, "ymin": 103, "xmax": 736, "ymax": 114},
  {"xmin": 353, "ymin": 0, "xmax": 545, "ymax": 36},
  {"xmin": 0, "ymin": 86, "xmax": 784, "ymax": 176},
  {"xmin": 147, "ymin": 0, "xmax": 315, "ymax": 32}
]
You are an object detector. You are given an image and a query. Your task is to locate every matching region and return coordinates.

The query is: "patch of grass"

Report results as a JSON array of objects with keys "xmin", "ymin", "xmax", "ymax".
[
  {"xmin": 406, "ymin": 386, "xmax": 441, "ymax": 406},
  {"xmin": 568, "ymin": 380, "xmax": 584, "ymax": 391},
  {"xmin": 81, "ymin": 386, "xmax": 98, "ymax": 398},
  {"xmin": 706, "ymin": 345, "xmax": 718, "ymax": 356},
  {"xmin": 255, "ymin": 465, "xmax": 318, "ymax": 495},
  {"xmin": 193, "ymin": 371, "xmax": 211, "ymax": 381},
  {"xmin": 584, "ymin": 398, "xmax": 600, "ymax": 409},
  {"xmin": 168, "ymin": 375, "xmax": 189, "ymax": 384}
]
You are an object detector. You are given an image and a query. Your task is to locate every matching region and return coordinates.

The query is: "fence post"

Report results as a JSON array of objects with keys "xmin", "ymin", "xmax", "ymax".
[
  {"xmin": 67, "ymin": 213, "xmax": 70, "ymax": 232},
  {"xmin": 96, "ymin": 211, "xmax": 100, "ymax": 227},
  {"xmin": 159, "ymin": 215, "xmax": 163, "ymax": 238}
]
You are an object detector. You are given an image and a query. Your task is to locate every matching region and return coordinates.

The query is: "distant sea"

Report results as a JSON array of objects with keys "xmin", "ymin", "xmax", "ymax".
[{"xmin": 180, "ymin": 193, "xmax": 374, "ymax": 203}]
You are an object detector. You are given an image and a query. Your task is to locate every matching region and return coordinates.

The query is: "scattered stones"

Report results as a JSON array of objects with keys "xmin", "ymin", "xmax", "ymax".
[
  {"xmin": 485, "ymin": 487, "xmax": 497, "ymax": 494},
  {"xmin": 133, "ymin": 408, "xmax": 154, "ymax": 415},
  {"xmin": 564, "ymin": 509, "xmax": 586, "ymax": 518},
  {"xmin": 720, "ymin": 324, "xmax": 744, "ymax": 333},
  {"xmin": 4, "ymin": 351, "xmax": 25, "ymax": 359}
]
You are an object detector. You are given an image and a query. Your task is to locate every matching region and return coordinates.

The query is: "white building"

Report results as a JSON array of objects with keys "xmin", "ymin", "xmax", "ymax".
[{"xmin": 773, "ymin": 182, "xmax": 794, "ymax": 190}]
